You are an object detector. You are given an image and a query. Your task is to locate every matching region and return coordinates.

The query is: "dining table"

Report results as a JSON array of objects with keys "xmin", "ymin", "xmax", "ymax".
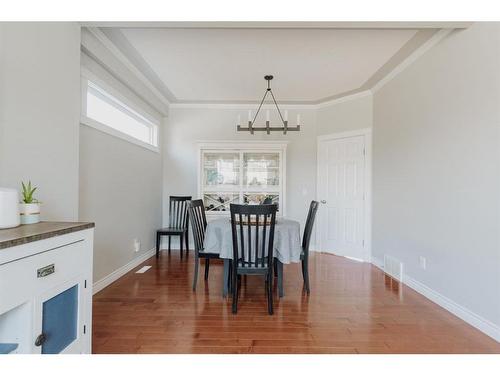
[{"xmin": 203, "ymin": 216, "xmax": 303, "ymax": 297}]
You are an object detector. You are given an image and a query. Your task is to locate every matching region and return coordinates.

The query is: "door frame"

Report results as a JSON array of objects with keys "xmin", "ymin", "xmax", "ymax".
[{"xmin": 316, "ymin": 128, "xmax": 372, "ymax": 262}]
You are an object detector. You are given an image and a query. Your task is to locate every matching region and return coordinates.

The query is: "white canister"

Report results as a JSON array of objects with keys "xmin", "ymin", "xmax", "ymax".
[{"xmin": 0, "ymin": 188, "xmax": 21, "ymax": 229}]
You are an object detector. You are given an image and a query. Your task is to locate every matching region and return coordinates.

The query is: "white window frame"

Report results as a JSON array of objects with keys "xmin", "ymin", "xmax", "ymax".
[
  {"xmin": 197, "ymin": 141, "xmax": 288, "ymax": 217},
  {"xmin": 80, "ymin": 71, "xmax": 160, "ymax": 153}
]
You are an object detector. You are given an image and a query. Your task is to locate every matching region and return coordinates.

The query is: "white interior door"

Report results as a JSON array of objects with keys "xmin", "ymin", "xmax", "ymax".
[{"xmin": 317, "ymin": 135, "xmax": 366, "ymax": 260}]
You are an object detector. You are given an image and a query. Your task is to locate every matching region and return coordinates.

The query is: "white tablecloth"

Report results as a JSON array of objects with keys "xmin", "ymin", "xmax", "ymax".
[{"xmin": 203, "ymin": 217, "xmax": 302, "ymax": 264}]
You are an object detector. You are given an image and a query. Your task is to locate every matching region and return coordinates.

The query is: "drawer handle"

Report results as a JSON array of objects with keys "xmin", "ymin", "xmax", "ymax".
[
  {"xmin": 37, "ymin": 264, "xmax": 55, "ymax": 278},
  {"xmin": 35, "ymin": 333, "xmax": 47, "ymax": 347}
]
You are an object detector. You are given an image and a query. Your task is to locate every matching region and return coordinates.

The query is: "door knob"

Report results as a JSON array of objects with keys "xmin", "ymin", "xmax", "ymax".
[
  {"xmin": 35, "ymin": 333, "xmax": 46, "ymax": 347},
  {"xmin": 321, "ymin": 200, "xmax": 327, "ymax": 204}
]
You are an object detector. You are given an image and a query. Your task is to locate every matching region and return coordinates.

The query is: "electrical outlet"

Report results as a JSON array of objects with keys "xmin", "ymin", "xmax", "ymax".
[
  {"xmin": 133, "ymin": 238, "xmax": 141, "ymax": 253},
  {"xmin": 419, "ymin": 256, "xmax": 426, "ymax": 270}
]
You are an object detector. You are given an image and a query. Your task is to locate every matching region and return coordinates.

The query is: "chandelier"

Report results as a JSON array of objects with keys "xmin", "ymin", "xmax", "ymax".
[{"xmin": 237, "ymin": 75, "xmax": 301, "ymax": 134}]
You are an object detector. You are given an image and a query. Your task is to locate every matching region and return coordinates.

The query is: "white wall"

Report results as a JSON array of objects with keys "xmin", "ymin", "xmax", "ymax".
[
  {"xmin": 0, "ymin": 23, "xmax": 81, "ymax": 220},
  {"xmin": 372, "ymin": 23, "xmax": 500, "ymax": 334}
]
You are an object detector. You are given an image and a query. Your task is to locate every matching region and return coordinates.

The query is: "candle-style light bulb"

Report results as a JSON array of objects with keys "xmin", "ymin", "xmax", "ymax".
[
  {"xmin": 266, "ymin": 110, "xmax": 270, "ymax": 122},
  {"xmin": 248, "ymin": 110, "xmax": 252, "ymax": 122},
  {"xmin": 297, "ymin": 113, "xmax": 301, "ymax": 125},
  {"xmin": 237, "ymin": 114, "xmax": 241, "ymax": 125},
  {"xmin": 284, "ymin": 110, "xmax": 288, "ymax": 122}
]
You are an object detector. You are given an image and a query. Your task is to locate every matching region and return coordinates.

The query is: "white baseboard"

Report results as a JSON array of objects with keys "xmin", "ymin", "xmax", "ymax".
[
  {"xmin": 371, "ymin": 255, "xmax": 384, "ymax": 270},
  {"xmin": 371, "ymin": 256, "xmax": 500, "ymax": 342},
  {"xmin": 93, "ymin": 248, "xmax": 155, "ymax": 295},
  {"xmin": 309, "ymin": 244, "xmax": 319, "ymax": 252}
]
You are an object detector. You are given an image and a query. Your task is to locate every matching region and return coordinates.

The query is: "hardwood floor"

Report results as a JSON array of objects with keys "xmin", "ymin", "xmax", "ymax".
[{"xmin": 92, "ymin": 251, "xmax": 500, "ymax": 354}]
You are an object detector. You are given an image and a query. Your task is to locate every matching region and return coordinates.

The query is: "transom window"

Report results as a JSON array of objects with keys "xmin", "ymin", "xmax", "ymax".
[{"xmin": 81, "ymin": 80, "xmax": 159, "ymax": 151}]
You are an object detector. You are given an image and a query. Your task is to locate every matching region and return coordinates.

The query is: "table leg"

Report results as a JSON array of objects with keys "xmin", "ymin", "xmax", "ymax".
[
  {"xmin": 223, "ymin": 259, "xmax": 230, "ymax": 298},
  {"xmin": 276, "ymin": 259, "xmax": 284, "ymax": 298}
]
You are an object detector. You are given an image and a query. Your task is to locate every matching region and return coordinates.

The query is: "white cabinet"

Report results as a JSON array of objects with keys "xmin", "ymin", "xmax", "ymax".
[
  {"xmin": 198, "ymin": 142, "xmax": 287, "ymax": 216},
  {"xmin": 0, "ymin": 226, "xmax": 94, "ymax": 354}
]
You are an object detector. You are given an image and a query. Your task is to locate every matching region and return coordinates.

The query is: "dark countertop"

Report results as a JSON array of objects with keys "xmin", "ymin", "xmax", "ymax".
[{"xmin": 0, "ymin": 221, "xmax": 95, "ymax": 250}]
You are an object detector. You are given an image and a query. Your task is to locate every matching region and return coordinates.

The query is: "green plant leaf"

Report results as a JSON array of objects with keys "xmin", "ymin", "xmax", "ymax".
[{"xmin": 20, "ymin": 180, "xmax": 37, "ymax": 204}]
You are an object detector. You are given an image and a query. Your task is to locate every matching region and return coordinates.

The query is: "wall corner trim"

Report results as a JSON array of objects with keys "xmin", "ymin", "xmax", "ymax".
[
  {"xmin": 371, "ymin": 257, "xmax": 500, "ymax": 343},
  {"xmin": 371, "ymin": 28, "xmax": 454, "ymax": 94},
  {"xmin": 93, "ymin": 248, "xmax": 155, "ymax": 294}
]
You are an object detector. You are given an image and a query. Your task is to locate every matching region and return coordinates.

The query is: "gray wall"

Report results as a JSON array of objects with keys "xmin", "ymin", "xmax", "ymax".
[
  {"xmin": 372, "ymin": 23, "xmax": 500, "ymax": 326},
  {"xmin": 317, "ymin": 94, "xmax": 373, "ymax": 135},
  {"xmin": 0, "ymin": 23, "xmax": 81, "ymax": 220},
  {"xmin": 163, "ymin": 108, "xmax": 317, "ymax": 234},
  {"xmin": 164, "ymin": 99, "xmax": 373, "ymax": 248},
  {"xmin": 79, "ymin": 125, "xmax": 163, "ymax": 282}
]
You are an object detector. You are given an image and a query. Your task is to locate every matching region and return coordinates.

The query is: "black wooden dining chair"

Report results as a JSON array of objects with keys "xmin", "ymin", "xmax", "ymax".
[
  {"xmin": 187, "ymin": 199, "xmax": 221, "ymax": 290},
  {"xmin": 230, "ymin": 203, "xmax": 278, "ymax": 315},
  {"xmin": 156, "ymin": 196, "xmax": 191, "ymax": 259},
  {"xmin": 301, "ymin": 200, "xmax": 319, "ymax": 294}
]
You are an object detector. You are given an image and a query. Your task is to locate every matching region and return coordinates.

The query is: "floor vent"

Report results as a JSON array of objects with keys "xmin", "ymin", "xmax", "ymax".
[
  {"xmin": 135, "ymin": 266, "xmax": 152, "ymax": 274},
  {"xmin": 383, "ymin": 255, "xmax": 403, "ymax": 282}
]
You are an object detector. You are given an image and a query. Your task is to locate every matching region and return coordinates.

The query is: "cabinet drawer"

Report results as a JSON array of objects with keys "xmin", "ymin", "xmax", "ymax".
[{"xmin": 0, "ymin": 240, "xmax": 88, "ymax": 314}]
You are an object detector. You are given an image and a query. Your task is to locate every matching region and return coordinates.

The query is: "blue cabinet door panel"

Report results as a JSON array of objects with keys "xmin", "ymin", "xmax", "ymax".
[{"xmin": 41, "ymin": 285, "xmax": 78, "ymax": 354}]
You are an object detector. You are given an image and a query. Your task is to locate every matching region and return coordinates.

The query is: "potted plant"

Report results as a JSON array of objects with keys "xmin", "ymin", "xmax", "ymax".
[{"xmin": 19, "ymin": 181, "xmax": 40, "ymax": 224}]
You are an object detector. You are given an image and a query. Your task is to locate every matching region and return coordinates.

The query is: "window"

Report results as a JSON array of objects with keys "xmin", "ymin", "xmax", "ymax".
[
  {"xmin": 81, "ymin": 80, "xmax": 159, "ymax": 151},
  {"xmin": 198, "ymin": 142, "xmax": 287, "ymax": 216}
]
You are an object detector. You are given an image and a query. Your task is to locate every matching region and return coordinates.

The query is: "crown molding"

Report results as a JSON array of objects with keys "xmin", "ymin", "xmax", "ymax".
[
  {"xmin": 81, "ymin": 22, "xmax": 473, "ymax": 29},
  {"xmin": 169, "ymin": 102, "xmax": 317, "ymax": 110},
  {"xmin": 84, "ymin": 27, "xmax": 171, "ymax": 109},
  {"xmin": 371, "ymin": 28, "xmax": 454, "ymax": 93},
  {"xmin": 169, "ymin": 90, "xmax": 373, "ymax": 110},
  {"xmin": 316, "ymin": 90, "xmax": 372, "ymax": 109}
]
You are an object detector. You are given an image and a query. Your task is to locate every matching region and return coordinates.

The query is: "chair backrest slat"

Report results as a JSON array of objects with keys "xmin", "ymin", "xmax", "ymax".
[
  {"xmin": 169, "ymin": 196, "xmax": 191, "ymax": 229},
  {"xmin": 247, "ymin": 214, "xmax": 252, "ymax": 265},
  {"xmin": 238, "ymin": 213, "xmax": 245, "ymax": 264},
  {"xmin": 187, "ymin": 199, "xmax": 207, "ymax": 255},
  {"xmin": 302, "ymin": 201, "xmax": 319, "ymax": 256},
  {"xmin": 261, "ymin": 213, "xmax": 268, "ymax": 267},
  {"xmin": 230, "ymin": 204, "xmax": 277, "ymax": 270},
  {"xmin": 255, "ymin": 213, "xmax": 259, "ymax": 268}
]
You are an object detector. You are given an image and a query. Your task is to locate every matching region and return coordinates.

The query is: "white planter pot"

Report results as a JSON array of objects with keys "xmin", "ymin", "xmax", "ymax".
[{"xmin": 19, "ymin": 203, "xmax": 40, "ymax": 224}]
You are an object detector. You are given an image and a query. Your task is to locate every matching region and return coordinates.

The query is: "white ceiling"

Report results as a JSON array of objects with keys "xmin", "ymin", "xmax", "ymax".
[{"xmin": 105, "ymin": 27, "xmax": 422, "ymax": 104}]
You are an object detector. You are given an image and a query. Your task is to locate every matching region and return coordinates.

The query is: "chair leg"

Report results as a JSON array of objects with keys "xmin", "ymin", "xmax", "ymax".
[
  {"xmin": 155, "ymin": 233, "xmax": 160, "ymax": 259},
  {"xmin": 223, "ymin": 259, "xmax": 230, "ymax": 297},
  {"xmin": 232, "ymin": 270, "xmax": 238, "ymax": 314},
  {"xmin": 192, "ymin": 255, "xmax": 199, "ymax": 291},
  {"xmin": 168, "ymin": 236, "xmax": 171, "ymax": 253},
  {"xmin": 277, "ymin": 260, "xmax": 284, "ymax": 298},
  {"xmin": 180, "ymin": 234, "xmax": 183, "ymax": 259},
  {"xmin": 303, "ymin": 258, "xmax": 310, "ymax": 295},
  {"xmin": 267, "ymin": 274, "xmax": 274, "ymax": 315},
  {"xmin": 185, "ymin": 231, "xmax": 189, "ymax": 256},
  {"xmin": 204, "ymin": 258, "xmax": 210, "ymax": 280}
]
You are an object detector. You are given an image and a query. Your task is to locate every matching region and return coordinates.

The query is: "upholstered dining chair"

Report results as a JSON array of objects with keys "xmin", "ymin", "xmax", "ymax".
[
  {"xmin": 301, "ymin": 200, "xmax": 319, "ymax": 294},
  {"xmin": 230, "ymin": 203, "xmax": 278, "ymax": 315},
  {"xmin": 187, "ymin": 199, "xmax": 221, "ymax": 290},
  {"xmin": 156, "ymin": 196, "xmax": 191, "ymax": 259}
]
